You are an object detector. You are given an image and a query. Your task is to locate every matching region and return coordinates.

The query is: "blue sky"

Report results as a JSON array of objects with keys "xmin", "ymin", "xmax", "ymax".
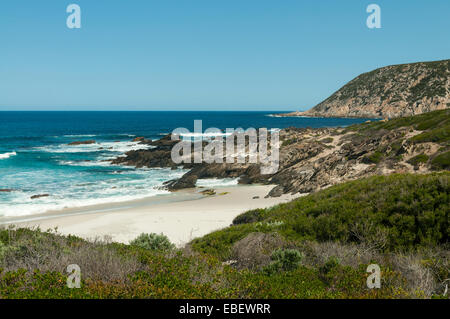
[{"xmin": 0, "ymin": 0, "xmax": 449, "ymax": 111}]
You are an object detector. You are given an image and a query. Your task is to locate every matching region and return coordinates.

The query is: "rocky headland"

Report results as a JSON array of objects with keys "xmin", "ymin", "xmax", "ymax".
[
  {"xmin": 110, "ymin": 109, "xmax": 449, "ymax": 197},
  {"xmin": 276, "ymin": 59, "xmax": 449, "ymax": 119}
]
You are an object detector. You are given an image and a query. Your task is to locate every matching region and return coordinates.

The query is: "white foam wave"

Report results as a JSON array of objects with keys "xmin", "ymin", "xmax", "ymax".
[
  {"xmin": 178, "ymin": 132, "xmax": 232, "ymax": 137},
  {"xmin": 0, "ymin": 151, "xmax": 17, "ymax": 160},
  {"xmin": 0, "ymin": 167, "xmax": 188, "ymax": 217},
  {"xmin": 0, "ymin": 189, "xmax": 169, "ymax": 217},
  {"xmin": 99, "ymin": 141, "xmax": 153, "ymax": 153},
  {"xmin": 33, "ymin": 141, "xmax": 150, "ymax": 154},
  {"xmin": 58, "ymin": 160, "xmax": 112, "ymax": 167},
  {"xmin": 196, "ymin": 178, "xmax": 239, "ymax": 187}
]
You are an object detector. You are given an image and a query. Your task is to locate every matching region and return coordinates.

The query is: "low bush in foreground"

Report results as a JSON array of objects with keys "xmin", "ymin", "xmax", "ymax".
[
  {"xmin": 263, "ymin": 249, "xmax": 303, "ymax": 275},
  {"xmin": 0, "ymin": 172, "xmax": 448, "ymax": 299},
  {"xmin": 0, "ymin": 229, "xmax": 446, "ymax": 298}
]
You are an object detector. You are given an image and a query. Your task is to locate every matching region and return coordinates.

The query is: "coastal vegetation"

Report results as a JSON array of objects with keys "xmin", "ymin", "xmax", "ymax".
[
  {"xmin": 0, "ymin": 172, "xmax": 448, "ymax": 299},
  {"xmin": 0, "ymin": 109, "xmax": 448, "ymax": 299},
  {"xmin": 192, "ymin": 172, "xmax": 448, "ymax": 255},
  {"xmin": 346, "ymin": 108, "xmax": 449, "ymax": 143},
  {"xmin": 130, "ymin": 233, "xmax": 175, "ymax": 252}
]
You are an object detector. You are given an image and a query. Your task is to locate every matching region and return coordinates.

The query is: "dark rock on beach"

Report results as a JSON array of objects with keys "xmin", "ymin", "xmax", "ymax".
[
  {"xmin": 164, "ymin": 174, "xmax": 198, "ymax": 190},
  {"xmin": 200, "ymin": 189, "xmax": 216, "ymax": 196},
  {"xmin": 266, "ymin": 185, "xmax": 284, "ymax": 198}
]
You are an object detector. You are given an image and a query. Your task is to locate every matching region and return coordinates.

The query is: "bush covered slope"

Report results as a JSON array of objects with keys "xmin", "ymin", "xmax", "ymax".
[
  {"xmin": 280, "ymin": 59, "xmax": 450, "ymax": 118},
  {"xmin": 1, "ymin": 172, "xmax": 448, "ymax": 299},
  {"xmin": 192, "ymin": 172, "xmax": 449, "ymax": 257},
  {"xmin": 0, "ymin": 227, "xmax": 409, "ymax": 299}
]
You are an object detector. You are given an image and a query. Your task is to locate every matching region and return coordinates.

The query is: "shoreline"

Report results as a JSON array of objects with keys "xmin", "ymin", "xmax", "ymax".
[
  {"xmin": 0, "ymin": 189, "xmax": 203, "ymax": 224},
  {"xmin": 270, "ymin": 112, "xmax": 382, "ymax": 119},
  {"xmin": 3, "ymin": 185, "xmax": 304, "ymax": 247}
]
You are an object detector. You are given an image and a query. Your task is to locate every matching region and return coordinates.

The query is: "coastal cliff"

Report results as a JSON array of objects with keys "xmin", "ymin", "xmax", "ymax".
[{"xmin": 278, "ymin": 59, "xmax": 450, "ymax": 119}]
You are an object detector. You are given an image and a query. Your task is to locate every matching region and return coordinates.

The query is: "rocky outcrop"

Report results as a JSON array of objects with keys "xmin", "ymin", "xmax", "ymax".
[
  {"xmin": 68, "ymin": 140, "xmax": 96, "ymax": 145},
  {"xmin": 164, "ymin": 174, "xmax": 198, "ymax": 190},
  {"xmin": 147, "ymin": 134, "xmax": 178, "ymax": 149},
  {"xmin": 112, "ymin": 149, "xmax": 176, "ymax": 168},
  {"xmin": 199, "ymin": 189, "xmax": 216, "ymax": 196},
  {"xmin": 111, "ymin": 134, "xmax": 180, "ymax": 168},
  {"xmin": 276, "ymin": 59, "xmax": 450, "ymax": 118},
  {"xmin": 30, "ymin": 194, "xmax": 49, "ymax": 199},
  {"xmin": 110, "ymin": 110, "xmax": 449, "ymax": 197},
  {"xmin": 111, "ymin": 132, "xmax": 273, "ymax": 186}
]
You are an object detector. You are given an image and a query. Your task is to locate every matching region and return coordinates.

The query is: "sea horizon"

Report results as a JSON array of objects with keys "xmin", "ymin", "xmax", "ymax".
[{"xmin": 0, "ymin": 110, "xmax": 297, "ymax": 112}]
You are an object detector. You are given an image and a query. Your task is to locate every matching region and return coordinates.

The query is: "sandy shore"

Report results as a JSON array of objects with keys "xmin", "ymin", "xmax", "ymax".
[{"xmin": 5, "ymin": 185, "xmax": 302, "ymax": 247}]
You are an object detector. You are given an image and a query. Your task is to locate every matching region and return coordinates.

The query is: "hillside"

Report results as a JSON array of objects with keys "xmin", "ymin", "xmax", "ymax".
[
  {"xmin": 265, "ymin": 108, "xmax": 450, "ymax": 196},
  {"xmin": 192, "ymin": 173, "xmax": 449, "ymax": 257},
  {"xmin": 1, "ymin": 172, "xmax": 448, "ymax": 298},
  {"xmin": 278, "ymin": 59, "xmax": 450, "ymax": 118}
]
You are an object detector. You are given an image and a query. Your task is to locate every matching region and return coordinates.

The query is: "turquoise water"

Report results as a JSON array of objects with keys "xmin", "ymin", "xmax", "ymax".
[{"xmin": 0, "ymin": 111, "xmax": 370, "ymax": 217}]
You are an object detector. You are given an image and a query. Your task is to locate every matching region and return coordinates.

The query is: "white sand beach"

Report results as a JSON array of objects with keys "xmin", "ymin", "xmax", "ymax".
[{"xmin": 7, "ymin": 185, "xmax": 303, "ymax": 246}]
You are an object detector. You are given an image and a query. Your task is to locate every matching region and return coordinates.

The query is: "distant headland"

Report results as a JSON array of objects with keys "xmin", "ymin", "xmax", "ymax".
[{"xmin": 275, "ymin": 59, "xmax": 449, "ymax": 119}]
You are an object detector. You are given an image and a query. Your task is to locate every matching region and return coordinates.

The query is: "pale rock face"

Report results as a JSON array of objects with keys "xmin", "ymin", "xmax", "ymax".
[
  {"xmin": 111, "ymin": 108, "xmax": 449, "ymax": 197},
  {"xmin": 280, "ymin": 59, "xmax": 450, "ymax": 118}
]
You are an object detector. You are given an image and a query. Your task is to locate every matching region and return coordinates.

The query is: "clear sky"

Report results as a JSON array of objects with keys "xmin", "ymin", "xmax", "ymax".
[{"xmin": 0, "ymin": 0, "xmax": 449, "ymax": 111}]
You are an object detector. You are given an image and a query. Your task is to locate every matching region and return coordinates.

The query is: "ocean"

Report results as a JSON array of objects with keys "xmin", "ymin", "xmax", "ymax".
[{"xmin": 0, "ymin": 111, "xmax": 370, "ymax": 217}]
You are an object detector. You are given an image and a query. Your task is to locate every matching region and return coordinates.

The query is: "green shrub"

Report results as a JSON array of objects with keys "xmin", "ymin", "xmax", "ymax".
[
  {"xmin": 319, "ymin": 137, "xmax": 334, "ymax": 144},
  {"xmin": 407, "ymin": 154, "xmax": 429, "ymax": 166},
  {"xmin": 281, "ymin": 138, "xmax": 298, "ymax": 147},
  {"xmin": 190, "ymin": 224, "xmax": 255, "ymax": 260},
  {"xmin": 319, "ymin": 257, "xmax": 341, "ymax": 275},
  {"xmin": 410, "ymin": 125, "xmax": 450, "ymax": 144},
  {"xmin": 263, "ymin": 249, "xmax": 303, "ymax": 275},
  {"xmin": 353, "ymin": 109, "xmax": 449, "ymax": 132},
  {"xmin": 130, "ymin": 233, "xmax": 175, "ymax": 251},
  {"xmin": 272, "ymin": 248, "xmax": 303, "ymax": 270},
  {"xmin": 363, "ymin": 151, "xmax": 383, "ymax": 164},
  {"xmin": 431, "ymin": 151, "xmax": 450, "ymax": 170},
  {"xmin": 232, "ymin": 209, "xmax": 265, "ymax": 225},
  {"xmin": 0, "ymin": 241, "xmax": 6, "ymax": 260}
]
